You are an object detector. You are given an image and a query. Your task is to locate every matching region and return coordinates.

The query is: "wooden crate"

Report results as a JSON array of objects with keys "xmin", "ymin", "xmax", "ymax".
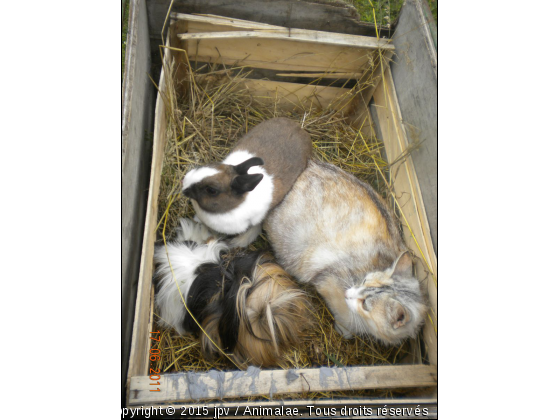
[{"xmin": 126, "ymin": 4, "xmax": 437, "ymax": 412}]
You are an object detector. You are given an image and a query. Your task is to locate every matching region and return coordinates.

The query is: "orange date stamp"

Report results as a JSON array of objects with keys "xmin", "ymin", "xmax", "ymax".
[{"xmin": 149, "ymin": 330, "xmax": 161, "ymax": 392}]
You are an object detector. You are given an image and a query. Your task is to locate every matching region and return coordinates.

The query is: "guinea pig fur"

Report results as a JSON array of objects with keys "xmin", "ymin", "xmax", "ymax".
[
  {"xmin": 264, "ymin": 160, "xmax": 427, "ymax": 345},
  {"xmin": 182, "ymin": 118, "xmax": 312, "ymax": 247},
  {"xmin": 153, "ymin": 218, "xmax": 313, "ymax": 368}
]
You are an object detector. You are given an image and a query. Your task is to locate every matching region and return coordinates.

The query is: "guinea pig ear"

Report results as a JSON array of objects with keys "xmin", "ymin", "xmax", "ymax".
[
  {"xmin": 390, "ymin": 251, "xmax": 413, "ymax": 278},
  {"xmin": 390, "ymin": 300, "xmax": 410, "ymax": 330},
  {"xmin": 233, "ymin": 157, "xmax": 264, "ymax": 175},
  {"xmin": 231, "ymin": 173, "xmax": 264, "ymax": 193}
]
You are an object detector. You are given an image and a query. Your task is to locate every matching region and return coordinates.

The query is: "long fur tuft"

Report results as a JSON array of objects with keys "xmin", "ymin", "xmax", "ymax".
[
  {"xmin": 153, "ymin": 219, "xmax": 228, "ymax": 335},
  {"xmin": 199, "ymin": 254, "xmax": 313, "ymax": 367},
  {"xmin": 153, "ymin": 219, "xmax": 312, "ymax": 368}
]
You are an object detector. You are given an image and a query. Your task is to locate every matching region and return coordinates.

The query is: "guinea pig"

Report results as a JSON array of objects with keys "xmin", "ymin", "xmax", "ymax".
[
  {"xmin": 153, "ymin": 218, "xmax": 313, "ymax": 368},
  {"xmin": 182, "ymin": 117, "xmax": 312, "ymax": 248},
  {"xmin": 264, "ymin": 160, "xmax": 427, "ymax": 345}
]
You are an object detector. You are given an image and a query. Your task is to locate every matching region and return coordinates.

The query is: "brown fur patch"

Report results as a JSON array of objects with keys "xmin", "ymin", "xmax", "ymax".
[
  {"xmin": 186, "ymin": 164, "xmax": 247, "ymax": 214},
  {"xmin": 233, "ymin": 262, "xmax": 313, "ymax": 367},
  {"xmin": 233, "ymin": 118, "xmax": 312, "ymax": 208},
  {"xmin": 200, "ymin": 259, "xmax": 313, "ymax": 368}
]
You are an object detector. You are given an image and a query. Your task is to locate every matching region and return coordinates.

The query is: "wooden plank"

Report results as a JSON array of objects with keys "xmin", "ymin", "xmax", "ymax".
[
  {"xmin": 372, "ymin": 68, "xmax": 437, "ymax": 369},
  {"xmin": 177, "ymin": 29, "xmax": 394, "ymax": 50},
  {"xmin": 390, "ymin": 0, "xmax": 438, "ymax": 253},
  {"xmin": 276, "ymin": 72, "xmax": 361, "ymax": 79},
  {"xmin": 126, "ymin": 34, "xmax": 171, "ymax": 386},
  {"xmin": 172, "ymin": 12, "xmax": 284, "ymax": 30},
  {"xmin": 181, "ymin": 37, "xmax": 373, "ymax": 73},
  {"xmin": 129, "ymin": 365, "xmax": 436, "ymax": 405},
  {"xmin": 239, "ymin": 78, "xmax": 350, "ymax": 113},
  {"xmin": 147, "ymin": 1, "xmax": 390, "ymax": 43},
  {"xmin": 121, "ymin": 0, "xmax": 154, "ymax": 401},
  {"xmin": 177, "ymin": 18, "xmax": 377, "ymax": 74}
]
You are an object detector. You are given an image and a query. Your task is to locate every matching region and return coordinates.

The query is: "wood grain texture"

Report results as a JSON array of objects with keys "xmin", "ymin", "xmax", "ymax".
[
  {"xmin": 129, "ymin": 365, "xmax": 436, "ymax": 404},
  {"xmin": 181, "ymin": 34, "xmax": 374, "ymax": 73},
  {"xmin": 173, "ymin": 12, "xmax": 392, "ymax": 75},
  {"xmin": 122, "ymin": 0, "xmax": 155, "ymax": 403},
  {"xmin": 276, "ymin": 71, "xmax": 362, "ymax": 79},
  {"xmin": 126, "ymin": 33, "xmax": 171, "ymax": 390},
  {"xmin": 175, "ymin": 23, "xmax": 394, "ymax": 50},
  {"xmin": 239, "ymin": 78, "xmax": 351, "ymax": 112},
  {"xmin": 390, "ymin": 0, "xmax": 437, "ymax": 253},
  {"xmin": 173, "ymin": 12, "xmax": 285, "ymax": 30},
  {"xmin": 147, "ymin": 0, "xmax": 391, "ymax": 49},
  {"xmin": 372, "ymin": 68, "xmax": 437, "ymax": 370}
]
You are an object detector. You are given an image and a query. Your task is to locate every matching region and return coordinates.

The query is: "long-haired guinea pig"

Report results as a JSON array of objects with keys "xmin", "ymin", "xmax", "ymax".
[
  {"xmin": 153, "ymin": 218, "xmax": 313, "ymax": 368},
  {"xmin": 264, "ymin": 160, "xmax": 427, "ymax": 345},
  {"xmin": 182, "ymin": 117, "xmax": 312, "ymax": 248}
]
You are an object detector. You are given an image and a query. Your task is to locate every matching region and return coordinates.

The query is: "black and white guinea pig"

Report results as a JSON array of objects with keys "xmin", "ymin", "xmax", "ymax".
[
  {"xmin": 182, "ymin": 117, "xmax": 312, "ymax": 248},
  {"xmin": 153, "ymin": 218, "xmax": 313, "ymax": 368}
]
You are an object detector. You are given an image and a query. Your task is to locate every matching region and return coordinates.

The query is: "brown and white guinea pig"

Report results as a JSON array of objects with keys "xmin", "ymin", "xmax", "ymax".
[
  {"xmin": 264, "ymin": 160, "xmax": 427, "ymax": 345},
  {"xmin": 153, "ymin": 218, "xmax": 313, "ymax": 368},
  {"xmin": 182, "ymin": 117, "xmax": 312, "ymax": 248}
]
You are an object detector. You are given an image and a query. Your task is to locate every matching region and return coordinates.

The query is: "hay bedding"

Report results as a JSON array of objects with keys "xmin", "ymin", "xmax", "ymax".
[{"xmin": 151, "ymin": 61, "xmax": 421, "ymax": 399}]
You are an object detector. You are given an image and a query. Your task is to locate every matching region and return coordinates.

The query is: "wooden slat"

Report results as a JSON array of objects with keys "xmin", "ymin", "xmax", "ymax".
[
  {"xmin": 172, "ymin": 12, "xmax": 285, "ymax": 30},
  {"xmin": 129, "ymin": 365, "xmax": 436, "ymax": 405},
  {"xmin": 390, "ymin": 0, "xmax": 438, "ymax": 252},
  {"xmin": 181, "ymin": 36, "xmax": 373, "ymax": 73},
  {"xmin": 126, "ymin": 35, "xmax": 172, "ymax": 384},
  {"xmin": 178, "ymin": 29, "xmax": 394, "ymax": 50},
  {"xmin": 178, "ymin": 16, "xmax": 380, "ymax": 74},
  {"xmin": 276, "ymin": 72, "xmax": 362, "ymax": 79},
  {"xmin": 239, "ymin": 78, "xmax": 351, "ymax": 112},
  {"xmin": 372, "ymin": 68, "xmax": 438, "ymax": 368}
]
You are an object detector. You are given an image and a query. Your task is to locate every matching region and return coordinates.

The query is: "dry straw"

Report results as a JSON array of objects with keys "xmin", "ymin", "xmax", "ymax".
[{"xmin": 151, "ymin": 50, "xmax": 427, "ymax": 400}]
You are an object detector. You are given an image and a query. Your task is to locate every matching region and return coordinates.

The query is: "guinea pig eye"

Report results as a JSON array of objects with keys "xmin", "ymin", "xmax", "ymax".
[{"xmin": 205, "ymin": 186, "xmax": 219, "ymax": 196}]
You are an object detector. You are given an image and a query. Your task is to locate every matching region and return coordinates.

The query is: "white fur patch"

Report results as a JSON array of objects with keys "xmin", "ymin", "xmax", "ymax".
[
  {"xmin": 193, "ymin": 151, "xmax": 274, "ymax": 235},
  {"xmin": 306, "ymin": 247, "xmax": 344, "ymax": 281},
  {"xmin": 183, "ymin": 167, "xmax": 219, "ymax": 190},
  {"xmin": 153, "ymin": 239, "xmax": 228, "ymax": 335},
  {"xmin": 223, "ymin": 150, "xmax": 254, "ymax": 167},
  {"xmin": 345, "ymin": 287, "xmax": 363, "ymax": 313},
  {"xmin": 175, "ymin": 218, "xmax": 216, "ymax": 244},
  {"xmin": 228, "ymin": 224, "xmax": 262, "ymax": 248}
]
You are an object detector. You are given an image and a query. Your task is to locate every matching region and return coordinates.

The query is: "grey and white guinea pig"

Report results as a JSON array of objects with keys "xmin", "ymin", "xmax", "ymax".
[
  {"xmin": 182, "ymin": 117, "xmax": 312, "ymax": 247},
  {"xmin": 153, "ymin": 218, "xmax": 313, "ymax": 368},
  {"xmin": 264, "ymin": 160, "xmax": 427, "ymax": 345}
]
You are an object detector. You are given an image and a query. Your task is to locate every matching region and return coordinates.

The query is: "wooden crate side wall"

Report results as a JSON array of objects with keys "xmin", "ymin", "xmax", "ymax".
[
  {"xmin": 372, "ymin": 69, "xmax": 437, "ymax": 368},
  {"xmin": 130, "ymin": 365, "xmax": 436, "ymax": 405},
  {"xmin": 390, "ymin": 0, "xmax": 438, "ymax": 253},
  {"xmin": 122, "ymin": 0, "xmax": 155, "ymax": 400},
  {"xmin": 177, "ymin": 16, "xmax": 375, "ymax": 74},
  {"xmin": 127, "ymin": 36, "xmax": 172, "ymax": 385}
]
